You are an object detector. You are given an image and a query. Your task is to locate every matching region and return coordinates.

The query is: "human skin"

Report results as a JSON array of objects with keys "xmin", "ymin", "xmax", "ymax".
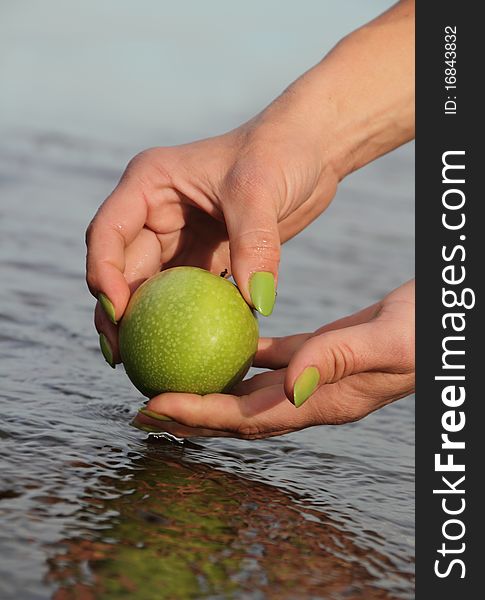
[
  {"xmin": 86, "ymin": 0, "xmax": 415, "ymax": 435},
  {"xmin": 134, "ymin": 280, "xmax": 414, "ymax": 438}
]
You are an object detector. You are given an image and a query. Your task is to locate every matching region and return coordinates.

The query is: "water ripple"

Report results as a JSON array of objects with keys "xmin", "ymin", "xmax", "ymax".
[{"xmin": 0, "ymin": 134, "xmax": 414, "ymax": 600}]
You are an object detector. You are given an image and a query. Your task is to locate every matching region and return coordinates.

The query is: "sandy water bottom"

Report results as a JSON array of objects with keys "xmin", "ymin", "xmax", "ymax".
[{"xmin": 0, "ymin": 133, "xmax": 414, "ymax": 599}]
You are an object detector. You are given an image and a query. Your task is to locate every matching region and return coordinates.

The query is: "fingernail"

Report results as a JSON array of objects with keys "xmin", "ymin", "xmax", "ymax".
[
  {"xmin": 130, "ymin": 420, "xmax": 161, "ymax": 433},
  {"xmin": 99, "ymin": 333, "xmax": 115, "ymax": 368},
  {"xmin": 98, "ymin": 293, "xmax": 117, "ymax": 324},
  {"xmin": 293, "ymin": 366, "xmax": 320, "ymax": 408},
  {"xmin": 249, "ymin": 272, "xmax": 275, "ymax": 316},
  {"xmin": 138, "ymin": 408, "xmax": 172, "ymax": 422}
]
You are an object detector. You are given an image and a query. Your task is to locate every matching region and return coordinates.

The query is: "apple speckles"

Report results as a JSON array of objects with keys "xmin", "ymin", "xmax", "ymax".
[{"xmin": 119, "ymin": 267, "xmax": 259, "ymax": 397}]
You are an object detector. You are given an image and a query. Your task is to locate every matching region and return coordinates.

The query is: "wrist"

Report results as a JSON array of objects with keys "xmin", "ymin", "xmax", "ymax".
[{"xmin": 251, "ymin": 1, "xmax": 415, "ymax": 181}]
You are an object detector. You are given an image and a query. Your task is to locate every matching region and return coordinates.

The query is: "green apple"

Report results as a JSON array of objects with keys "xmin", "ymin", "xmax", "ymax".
[{"xmin": 119, "ymin": 267, "xmax": 259, "ymax": 397}]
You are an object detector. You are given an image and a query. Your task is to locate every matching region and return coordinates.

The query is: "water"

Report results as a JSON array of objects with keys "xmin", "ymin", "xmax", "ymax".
[{"xmin": 1, "ymin": 2, "xmax": 414, "ymax": 598}]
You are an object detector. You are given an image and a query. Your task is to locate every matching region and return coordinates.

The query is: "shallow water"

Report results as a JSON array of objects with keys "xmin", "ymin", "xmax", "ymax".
[
  {"xmin": 1, "ymin": 1, "xmax": 414, "ymax": 598},
  {"xmin": 0, "ymin": 132, "xmax": 414, "ymax": 599}
]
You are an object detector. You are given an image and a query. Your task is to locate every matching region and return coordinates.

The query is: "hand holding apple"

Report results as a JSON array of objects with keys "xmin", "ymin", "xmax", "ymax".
[
  {"xmin": 85, "ymin": 1, "xmax": 413, "ymax": 365},
  {"xmin": 86, "ymin": 119, "xmax": 338, "ymax": 367},
  {"xmin": 85, "ymin": 0, "xmax": 415, "ymax": 428},
  {"xmin": 134, "ymin": 281, "xmax": 415, "ymax": 439}
]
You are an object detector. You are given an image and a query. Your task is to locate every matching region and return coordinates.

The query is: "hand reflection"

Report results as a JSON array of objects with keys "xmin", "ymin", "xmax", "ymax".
[{"xmin": 47, "ymin": 443, "xmax": 408, "ymax": 598}]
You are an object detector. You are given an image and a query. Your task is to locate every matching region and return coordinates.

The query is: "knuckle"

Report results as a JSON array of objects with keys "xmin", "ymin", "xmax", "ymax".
[
  {"xmin": 124, "ymin": 148, "xmax": 174, "ymax": 189},
  {"xmin": 125, "ymin": 148, "xmax": 155, "ymax": 172},
  {"xmin": 320, "ymin": 338, "xmax": 356, "ymax": 383},
  {"xmin": 123, "ymin": 153, "xmax": 147, "ymax": 183},
  {"xmin": 235, "ymin": 231, "xmax": 280, "ymax": 264},
  {"xmin": 225, "ymin": 152, "xmax": 276, "ymax": 203},
  {"xmin": 333, "ymin": 341, "xmax": 356, "ymax": 379},
  {"xmin": 227, "ymin": 163, "xmax": 265, "ymax": 198}
]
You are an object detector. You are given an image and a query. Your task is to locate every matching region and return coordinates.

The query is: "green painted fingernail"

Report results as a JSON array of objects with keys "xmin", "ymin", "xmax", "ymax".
[
  {"xmin": 138, "ymin": 408, "xmax": 172, "ymax": 422},
  {"xmin": 130, "ymin": 420, "xmax": 161, "ymax": 433},
  {"xmin": 98, "ymin": 293, "xmax": 117, "ymax": 324},
  {"xmin": 294, "ymin": 366, "xmax": 320, "ymax": 408},
  {"xmin": 249, "ymin": 272, "xmax": 275, "ymax": 316},
  {"xmin": 99, "ymin": 333, "xmax": 115, "ymax": 368}
]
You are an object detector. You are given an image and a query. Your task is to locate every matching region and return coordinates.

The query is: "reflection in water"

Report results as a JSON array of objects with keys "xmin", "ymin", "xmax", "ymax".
[
  {"xmin": 0, "ymin": 134, "xmax": 414, "ymax": 599},
  {"xmin": 45, "ymin": 440, "xmax": 404, "ymax": 599}
]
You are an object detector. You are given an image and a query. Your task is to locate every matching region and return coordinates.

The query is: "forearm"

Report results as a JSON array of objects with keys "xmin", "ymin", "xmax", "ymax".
[{"xmin": 258, "ymin": 0, "xmax": 415, "ymax": 180}]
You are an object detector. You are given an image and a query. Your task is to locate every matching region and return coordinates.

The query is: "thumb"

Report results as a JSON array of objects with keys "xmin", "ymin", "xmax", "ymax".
[
  {"xmin": 222, "ymin": 173, "xmax": 280, "ymax": 316},
  {"xmin": 284, "ymin": 319, "xmax": 405, "ymax": 407}
]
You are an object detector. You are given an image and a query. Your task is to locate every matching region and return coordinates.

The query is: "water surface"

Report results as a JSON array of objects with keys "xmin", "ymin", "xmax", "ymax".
[{"xmin": 1, "ymin": 1, "xmax": 414, "ymax": 598}]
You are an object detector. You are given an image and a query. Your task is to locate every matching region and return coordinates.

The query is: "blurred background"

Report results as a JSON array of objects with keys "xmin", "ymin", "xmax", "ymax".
[{"xmin": 1, "ymin": 1, "xmax": 414, "ymax": 599}]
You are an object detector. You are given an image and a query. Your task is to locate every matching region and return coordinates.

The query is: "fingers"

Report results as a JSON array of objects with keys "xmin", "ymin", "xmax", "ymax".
[
  {"xmin": 313, "ymin": 302, "xmax": 382, "ymax": 336},
  {"xmin": 253, "ymin": 304, "xmax": 380, "ymax": 369},
  {"xmin": 86, "ymin": 174, "xmax": 148, "ymax": 321},
  {"xmin": 95, "ymin": 303, "xmax": 119, "ymax": 365},
  {"xmin": 134, "ymin": 418, "xmax": 237, "ymax": 438},
  {"xmin": 95, "ymin": 228, "xmax": 162, "ymax": 363},
  {"xmin": 122, "ymin": 228, "xmax": 162, "ymax": 293},
  {"xmin": 134, "ymin": 367, "xmax": 414, "ymax": 438},
  {"xmin": 290, "ymin": 371, "xmax": 413, "ymax": 426},
  {"xmin": 146, "ymin": 392, "xmax": 262, "ymax": 432},
  {"xmin": 285, "ymin": 317, "xmax": 410, "ymax": 407},
  {"xmin": 137, "ymin": 384, "xmax": 318, "ymax": 439},
  {"xmin": 222, "ymin": 168, "xmax": 280, "ymax": 317},
  {"xmin": 231, "ymin": 368, "xmax": 286, "ymax": 395},
  {"xmin": 254, "ymin": 334, "xmax": 312, "ymax": 369}
]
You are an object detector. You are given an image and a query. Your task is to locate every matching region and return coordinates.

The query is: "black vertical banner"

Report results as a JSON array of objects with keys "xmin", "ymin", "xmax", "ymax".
[{"xmin": 417, "ymin": 2, "xmax": 481, "ymax": 597}]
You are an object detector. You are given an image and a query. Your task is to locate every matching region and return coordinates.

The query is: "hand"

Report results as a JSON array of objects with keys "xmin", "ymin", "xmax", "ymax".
[
  {"xmin": 86, "ymin": 0, "xmax": 414, "ymax": 366},
  {"xmin": 134, "ymin": 280, "xmax": 415, "ymax": 439},
  {"xmin": 86, "ymin": 119, "xmax": 339, "ymax": 365}
]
